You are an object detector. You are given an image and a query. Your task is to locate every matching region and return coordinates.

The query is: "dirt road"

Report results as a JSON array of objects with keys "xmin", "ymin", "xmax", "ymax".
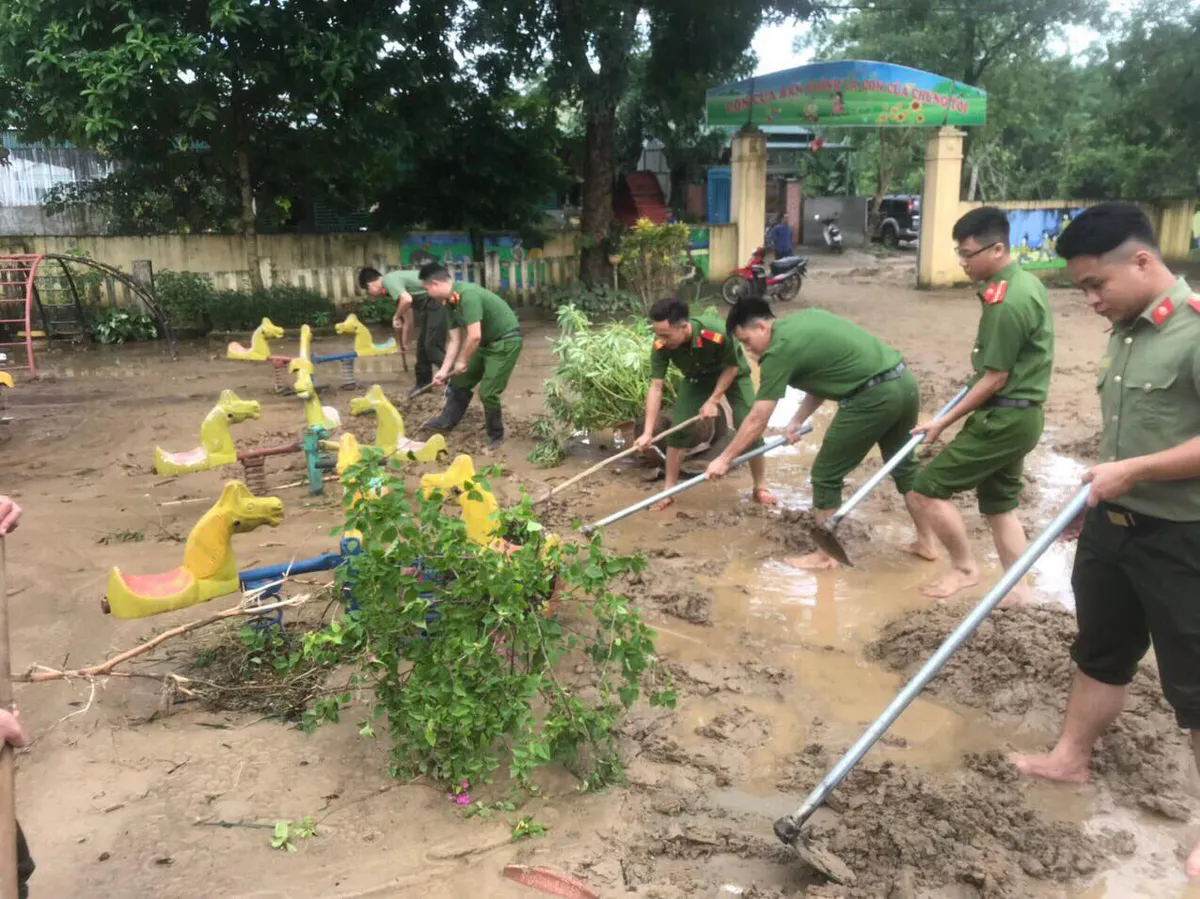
[{"xmin": 2, "ymin": 257, "xmax": 1194, "ymax": 898}]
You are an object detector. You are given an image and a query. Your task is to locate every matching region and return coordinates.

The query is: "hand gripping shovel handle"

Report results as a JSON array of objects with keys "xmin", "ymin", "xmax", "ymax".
[
  {"xmin": 581, "ymin": 424, "xmax": 813, "ymax": 535},
  {"xmin": 828, "ymin": 385, "xmax": 970, "ymax": 528},
  {"xmin": 535, "ymin": 415, "xmax": 703, "ymax": 506},
  {"xmin": 775, "ymin": 483, "xmax": 1093, "ymax": 845}
]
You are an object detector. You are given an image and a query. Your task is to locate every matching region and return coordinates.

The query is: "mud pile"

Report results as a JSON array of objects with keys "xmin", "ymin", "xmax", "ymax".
[{"xmin": 867, "ymin": 603, "xmax": 1194, "ymax": 818}]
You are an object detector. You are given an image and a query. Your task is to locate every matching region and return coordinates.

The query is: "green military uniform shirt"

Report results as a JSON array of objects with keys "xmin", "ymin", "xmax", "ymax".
[
  {"xmin": 650, "ymin": 314, "xmax": 749, "ymax": 381},
  {"xmin": 382, "ymin": 269, "xmax": 427, "ymax": 301},
  {"xmin": 756, "ymin": 308, "xmax": 904, "ymax": 402},
  {"xmin": 1098, "ymin": 276, "xmax": 1200, "ymax": 521},
  {"xmin": 970, "ymin": 261, "xmax": 1054, "ymax": 402},
  {"xmin": 446, "ymin": 282, "xmax": 520, "ymax": 344}
]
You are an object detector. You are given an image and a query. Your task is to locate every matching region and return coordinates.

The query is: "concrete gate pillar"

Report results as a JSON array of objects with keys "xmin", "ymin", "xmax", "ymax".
[
  {"xmin": 918, "ymin": 127, "xmax": 966, "ymax": 288},
  {"xmin": 785, "ymin": 179, "xmax": 803, "ymax": 245},
  {"xmin": 731, "ymin": 130, "xmax": 768, "ymax": 265}
]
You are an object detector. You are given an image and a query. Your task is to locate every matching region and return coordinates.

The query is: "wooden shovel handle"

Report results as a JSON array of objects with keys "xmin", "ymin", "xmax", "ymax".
[
  {"xmin": 535, "ymin": 414, "xmax": 703, "ymax": 505},
  {"xmin": 0, "ymin": 538, "xmax": 18, "ymax": 899}
]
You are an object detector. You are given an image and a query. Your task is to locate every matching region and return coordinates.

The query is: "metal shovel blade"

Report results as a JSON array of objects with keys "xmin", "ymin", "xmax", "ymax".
[
  {"xmin": 773, "ymin": 813, "xmax": 856, "ymax": 884},
  {"xmin": 809, "ymin": 522, "xmax": 853, "ymax": 567}
]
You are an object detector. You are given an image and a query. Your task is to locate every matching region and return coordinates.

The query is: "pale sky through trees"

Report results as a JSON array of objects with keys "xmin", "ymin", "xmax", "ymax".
[{"xmin": 750, "ymin": 0, "xmax": 1135, "ymax": 76}]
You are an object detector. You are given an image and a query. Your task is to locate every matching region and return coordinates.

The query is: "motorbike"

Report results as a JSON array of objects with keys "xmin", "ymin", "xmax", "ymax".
[
  {"xmin": 817, "ymin": 213, "xmax": 844, "ymax": 253},
  {"xmin": 720, "ymin": 245, "xmax": 808, "ymax": 306}
]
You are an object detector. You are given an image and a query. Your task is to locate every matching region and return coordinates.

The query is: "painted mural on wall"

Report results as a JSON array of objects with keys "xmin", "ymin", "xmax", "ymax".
[
  {"xmin": 1009, "ymin": 208, "xmax": 1085, "ymax": 271},
  {"xmin": 399, "ymin": 233, "xmax": 540, "ymax": 267}
]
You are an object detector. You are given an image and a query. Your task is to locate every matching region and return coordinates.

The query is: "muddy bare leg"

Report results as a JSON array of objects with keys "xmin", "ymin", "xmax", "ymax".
[
  {"xmin": 748, "ymin": 456, "xmax": 776, "ymax": 505},
  {"xmin": 901, "ymin": 491, "xmax": 938, "ymax": 561},
  {"xmin": 1186, "ymin": 731, "xmax": 1200, "ymax": 878},
  {"xmin": 652, "ymin": 447, "xmax": 685, "ymax": 512},
  {"xmin": 987, "ymin": 511, "xmax": 1032, "ymax": 607},
  {"xmin": 1011, "ymin": 670, "xmax": 1125, "ymax": 782},
  {"xmin": 909, "ymin": 494, "xmax": 980, "ymax": 598},
  {"xmin": 786, "ymin": 507, "xmax": 840, "ymax": 570}
]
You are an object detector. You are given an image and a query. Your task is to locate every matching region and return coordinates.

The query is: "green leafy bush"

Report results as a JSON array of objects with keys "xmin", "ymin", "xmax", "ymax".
[
  {"xmin": 528, "ymin": 305, "xmax": 682, "ymax": 466},
  {"xmin": 90, "ymin": 308, "xmax": 159, "ymax": 344},
  {"xmin": 617, "ymin": 219, "xmax": 693, "ymax": 309},
  {"xmin": 298, "ymin": 451, "xmax": 673, "ymax": 791},
  {"xmin": 155, "ymin": 271, "xmax": 217, "ymax": 332},
  {"xmin": 354, "ymin": 294, "xmax": 396, "ymax": 325},
  {"xmin": 539, "ymin": 283, "xmax": 641, "ymax": 317},
  {"xmin": 153, "ymin": 272, "xmax": 336, "ymax": 333}
]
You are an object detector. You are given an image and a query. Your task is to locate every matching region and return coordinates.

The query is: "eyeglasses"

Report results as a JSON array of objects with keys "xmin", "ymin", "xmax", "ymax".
[{"xmin": 956, "ymin": 242, "xmax": 1000, "ymax": 260}]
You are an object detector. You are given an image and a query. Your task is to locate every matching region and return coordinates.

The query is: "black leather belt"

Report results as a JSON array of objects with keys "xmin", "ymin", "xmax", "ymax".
[
  {"xmin": 843, "ymin": 362, "xmax": 906, "ymax": 401},
  {"xmin": 983, "ymin": 396, "xmax": 1040, "ymax": 409},
  {"xmin": 487, "ymin": 328, "xmax": 521, "ymax": 346}
]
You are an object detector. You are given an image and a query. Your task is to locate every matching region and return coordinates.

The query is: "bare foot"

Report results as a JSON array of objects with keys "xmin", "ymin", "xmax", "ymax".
[
  {"xmin": 650, "ymin": 496, "xmax": 676, "ymax": 513},
  {"xmin": 901, "ymin": 540, "xmax": 939, "ymax": 562},
  {"xmin": 921, "ymin": 567, "xmax": 980, "ymax": 599},
  {"xmin": 1009, "ymin": 751, "xmax": 1089, "ymax": 784},
  {"xmin": 997, "ymin": 581, "xmax": 1033, "ymax": 609},
  {"xmin": 1186, "ymin": 840, "xmax": 1200, "ymax": 879},
  {"xmin": 752, "ymin": 487, "xmax": 778, "ymax": 507},
  {"xmin": 784, "ymin": 550, "xmax": 840, "ymax": 570}
]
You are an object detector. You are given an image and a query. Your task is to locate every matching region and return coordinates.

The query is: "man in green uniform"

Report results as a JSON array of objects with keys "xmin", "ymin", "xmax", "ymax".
[
  {"xmin": 358, "ymin": 266, "xmax": 448, "ymax": 397},
  {"xmin": 633, "ymin": 297, "xmax": 776, "ymax": 511},
  {"xmin": 1009, "ymin": 203, "xmax": 1200, "ymax": 880},
  {"xmin": 907, "ymin": 206, "xmax": 1054, "ymax": 602},
  {"xmin": 419, "ymin": 264, "xmax": 522, "ymax": 447},
  {"xmin": 705, "ymin": 297, "xmax": 936, "ymax": 570}
]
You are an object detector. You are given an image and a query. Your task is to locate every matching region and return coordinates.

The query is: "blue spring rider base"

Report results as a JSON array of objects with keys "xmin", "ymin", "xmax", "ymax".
[{"xmin": 240, "ymin": 535, "xmax": 363, "ymax": 631}]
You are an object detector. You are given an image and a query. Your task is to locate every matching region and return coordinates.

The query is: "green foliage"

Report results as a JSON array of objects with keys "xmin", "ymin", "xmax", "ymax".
[
  {"xmin": 510, "ymin": 815, "xmax": 548, "ymax": 841},
  {"xmin": 90, "ymin": 308, "xmax": 158, "ymax": 344},
  {"xmin": 355, "ymin": 295, "xmax": 397, "ymax": 326},
  {"xmin": 304, "ymin": 449, "xmax": 673, "ymax": 792},
  {"xmin": 271, "ymin": 817, "xmax": 317, "ymax": 852},
  {"xmin": 539, "ymin": 283, "xmax": 642, "ymax": 317},
  {"xmin": 616, "ymin": 220, "xmax": 693, "ymax": 309},
  {"xmin": 529, "ymin": 305, "xmax": 681, "ymax": 466},
  {"xmin": 155, "ymin": 272, "xmax": 218, "ymax": 333}
]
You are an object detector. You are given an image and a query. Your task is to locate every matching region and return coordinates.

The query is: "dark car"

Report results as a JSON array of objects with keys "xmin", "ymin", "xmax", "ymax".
[{"xmin": 872, "ymin": 195, "xmax": 921, "ymax": 247}]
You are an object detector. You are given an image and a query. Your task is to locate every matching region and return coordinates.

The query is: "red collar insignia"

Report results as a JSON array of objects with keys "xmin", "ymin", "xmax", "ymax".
[
  {"xmin": 981, "ymin": 281, "xmax": 1008, "ymax": 305},
  {"xmin": 652, "ymin": 338, "xmax": 665, "ymax": 351},
  {"xmin": 699, "ymin": 328, "xmax": 725, "ymax": 345},
  {"xmin": 1150, "ymin": 297, "xmax": 1175, "ymax": 327},
  {"xmin": 448, "ymin": 292, "xmax": 460, "ymax": 306}
]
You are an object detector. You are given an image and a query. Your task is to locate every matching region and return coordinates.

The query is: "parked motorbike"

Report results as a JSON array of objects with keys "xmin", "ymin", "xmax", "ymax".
[
  {"xmin": 817, "ymin": 213, "xmax": 844, "ymax": 253},
  {"xmin": 720, "ymin": 246, "xmax": 808, "ymax": 306}
]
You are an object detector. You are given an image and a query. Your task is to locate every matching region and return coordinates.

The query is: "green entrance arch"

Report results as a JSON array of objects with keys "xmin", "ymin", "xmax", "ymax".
[{"xmin": 705, "ymin": 61, "xmax": 988, "ymax": 286}]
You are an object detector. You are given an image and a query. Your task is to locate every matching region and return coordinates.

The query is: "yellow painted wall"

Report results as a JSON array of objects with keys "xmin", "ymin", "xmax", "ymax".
[{"xmin": 708, "ymin": 224, "xmax": 739, "ymax": 281}]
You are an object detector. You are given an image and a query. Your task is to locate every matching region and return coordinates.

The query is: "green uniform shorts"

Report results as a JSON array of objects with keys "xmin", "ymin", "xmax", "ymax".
[
  {"xmin": 450, "ymin": 335, "xmax": 522, "ymax": 411},
  {"xmin": 666, "ymin": 372, "xmax": 762, "ymax": 450},
  {"xmin": 810, "ymin": 367, "xmax": 921, "ymax": 510},
  {"xmin": 912, "ymin": 405, "xmax": 1044, "ymax": 515}
]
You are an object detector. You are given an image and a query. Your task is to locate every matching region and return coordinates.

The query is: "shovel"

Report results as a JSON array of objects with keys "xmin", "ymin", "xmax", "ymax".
[
  {"xmin": 810, "ymin": 386, "xmax": 970, "ymax": 566},
  {"xmin": 534, "ymin": 415, "xmax": 702, "ymax": 506},
  {"xmin": 0, "ymin": 538, "xmax": 18, "ymax": 899},
  {"xmin": 581, "ymin": 423, "xmax": 814, "ymax": 535},
  {"xmin": 773, "ymin": 484, "xmax": 1092, "ymax": 884}
]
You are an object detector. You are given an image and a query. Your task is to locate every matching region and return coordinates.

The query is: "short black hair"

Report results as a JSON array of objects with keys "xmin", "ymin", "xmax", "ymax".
[
  {"xmin": 952, "ymin": 206, "xmax": 1010, "ymax": 250},
  {"xmin": 358, "ymin": 267, "xmax": 382, "ymax": 290},
  {"xmin": 649, "ymin": 297, "xmax": 689, "ymax": 325},
  {"xmin": 725, "ymin": 297, "xmax": 775, "ymax": 335},
  {"xmin": 418, "ymin": 263, "xmax": 451, "ymax": 282},
  {"xmin": 1056, "ymin": 202, "xmax": 1159, "ymax": 260}
]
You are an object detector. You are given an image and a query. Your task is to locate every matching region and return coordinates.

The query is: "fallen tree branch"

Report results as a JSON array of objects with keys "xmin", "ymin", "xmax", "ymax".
[{"xmin": 13, "ymin": 594, "xmax": 313, "ymax": 683}]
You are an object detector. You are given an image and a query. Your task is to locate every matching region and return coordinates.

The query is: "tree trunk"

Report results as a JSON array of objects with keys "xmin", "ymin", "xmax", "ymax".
[
  {"xmin": 236, "ymin": 147, "xmax": 263, "ymax": 291},
  {"xmin": 579, "ymin": 105, "xmax": 616, "ymax": 288}
]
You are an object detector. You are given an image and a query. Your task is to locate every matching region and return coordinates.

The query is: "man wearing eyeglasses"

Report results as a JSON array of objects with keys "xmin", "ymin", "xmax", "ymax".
[{"xmin": 907, "ymin": 206, "xmax": 1055, "ymax": 603}]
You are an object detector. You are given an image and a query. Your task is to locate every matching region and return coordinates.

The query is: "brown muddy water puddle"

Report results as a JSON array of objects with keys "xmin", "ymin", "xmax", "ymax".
[{"xmin": 640, "ymin": 388, "xmax": 1191, "ymax": 898}]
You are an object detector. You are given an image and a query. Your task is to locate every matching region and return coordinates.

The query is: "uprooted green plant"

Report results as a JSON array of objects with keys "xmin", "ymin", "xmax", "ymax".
[
  {"xmin": 299, "ymin": 448, "xmax": 674, "ymax": 794},
  {"xmin": 527, "ymin": 304, "xmax": 683, "ymax": 466}
]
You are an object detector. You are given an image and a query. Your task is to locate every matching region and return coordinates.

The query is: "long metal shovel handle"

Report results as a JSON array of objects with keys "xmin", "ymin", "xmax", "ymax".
[
  {"xmin": 828, "ymin": 385, "xmax": 970, "ymax": 528},
  {"xmin": 775, "ymin": 483, "xmax": 1092, "ymax": 845},
  {"xmin": 581, "ymin": 424, "xmax": 813, "ymax": 535}
]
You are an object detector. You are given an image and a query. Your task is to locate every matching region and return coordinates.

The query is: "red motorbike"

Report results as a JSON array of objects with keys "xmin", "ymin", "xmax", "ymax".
[{"xmin": 720, "ymin": 246, "xmax": 808, "ymax": 306}]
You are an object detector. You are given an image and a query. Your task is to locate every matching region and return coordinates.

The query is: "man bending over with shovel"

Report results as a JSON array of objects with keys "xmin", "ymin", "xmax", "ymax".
[
  {"xmin": 633, "ymin": 297, "xmax": 776, "ymax": 511},
  {"xmin": 705, "ymin": 298, "xmax": 936, "ymax": 569},
  {"xmin": 358, "ymin": 266, "xmax": 447, "ymax": 398}
]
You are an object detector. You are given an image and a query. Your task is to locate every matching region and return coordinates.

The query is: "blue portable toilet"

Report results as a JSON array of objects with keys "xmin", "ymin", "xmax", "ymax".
[{"xmin": 707, "ymin": 167, "xmax": 731, "ymax": 224}]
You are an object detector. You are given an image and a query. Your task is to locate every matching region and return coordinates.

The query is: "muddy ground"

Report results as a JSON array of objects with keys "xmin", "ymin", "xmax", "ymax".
[{"xmin": 3, "ymin": 253, "xmax": 1195, "ymax": 898}]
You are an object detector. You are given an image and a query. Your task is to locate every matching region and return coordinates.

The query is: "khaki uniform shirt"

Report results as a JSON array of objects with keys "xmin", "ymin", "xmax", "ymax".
[
  {"xmin": 650, "ymin": 314, "xmax": 749, "ymax": 381},
  {"xmin": 1098, "ymin": 277, "xmax": 1200, "ymax": 521},
  {"xmin": 970, "ymin": 261, "xmax": 1055, "ymax": 403}
]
